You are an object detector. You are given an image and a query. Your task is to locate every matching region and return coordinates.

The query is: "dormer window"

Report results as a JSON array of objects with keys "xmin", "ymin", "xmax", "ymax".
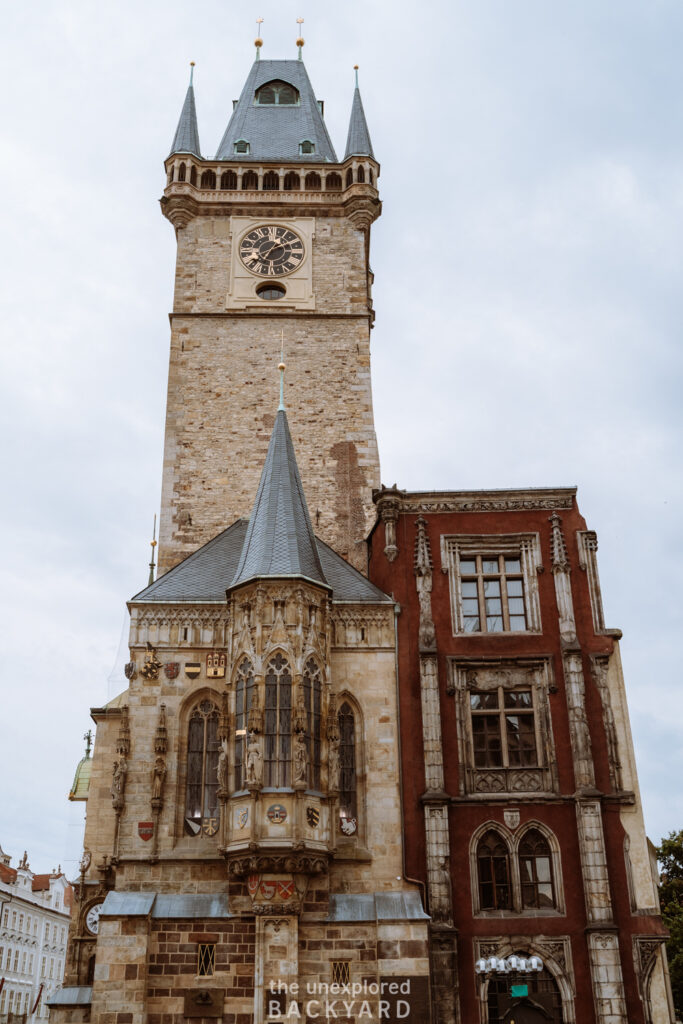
[
  {"xmin": 255, "ymin": 80, "xmax": 299, "ymax": 106},
  {"xmin": 234, "ymin": 140, "xmax": 250, "ymax": 155},
  {"xmin": 299, "ymin": 140, "xmax": 315, "ymax": 155}
]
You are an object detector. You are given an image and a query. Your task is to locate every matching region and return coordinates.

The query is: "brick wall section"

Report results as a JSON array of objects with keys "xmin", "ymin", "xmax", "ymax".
[
  {"xmin": 90, "ymin": 917, "xmax": 150, "ymax": 1024},
  {"xmin": 147, "ymin": 918, "xmax": 255, "ymax": 1024}
]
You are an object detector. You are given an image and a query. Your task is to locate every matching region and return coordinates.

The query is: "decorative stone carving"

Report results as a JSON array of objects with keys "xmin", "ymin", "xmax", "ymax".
[
  {"xmin": 227, "ymin": 851, "xmax": 328, "ymax": 877},
  {"xmin": 415, "ymin": 517, "xmax": 436, "ymax": 651},
  {"xmin": 140, "ymin": 644, "xmax": 162, "ymax": 681},
  {"xmin": 128, "ymin": 604, "xmax": 230, "ymax": 649},
  {"xmin": 576, "ymin": 800, "xmax": 613, "ymax": 923},
  {"xmin": 503, "ymin": 809, "xmax": 520, "ymax": 830},
  {"xmin": 124, "ymin": 661, "xmax": 137, "ymax": 680},
  {"xmin": 293, "ymin": 731, "xmax": 308, "ymax": 785},
  {"xmin": 591, "ymin": 655, "xmax": 623, "ymax": 792},
  {"xmin": 634, "ymin": 936, "xmax": 663, "ymax": 981},
  {"xmin": 577, "ymin": 530, "xmax": 606, "ymax": 633},
  {"xmin": 151, "ymin": 755, "xmax": 166, "ymax": 804},
  {"xmin": 154, "ymin": 703, "xmax": 168, "ymax": 755},
  {"xmin": 587, "ymin": 931, "xmax": 628, "ymax": 1023},
  {"xmin": 217, "ymin": 740, "xmax": 229, "ymax": 798},
  {"xmin": 549, "ymin": 514, "xmax": 577, "ymax": 644},
  {"xmin": 116, "ymin": 704, "xmax": 130, "ymax": 756},
  {"xmin": 420, "ymin": 655, "xmax": 445, "ymax": 793},
  {"xmin": 376, "ymin": 490, "xmax": 402, "ymax": 561},
  {"xmin": 245, "ymin": 731, "xmax": 263, "ymax": 788},
  {"xmin": 111, "ymin": 755, "xmax": 127, "ymax": 812},
  {"xmin": 563, "ymin": 652, "xmax": 595, "ymax": 790},
  {"xmin": 328, "ymin": 736, "xmax": 340, "ymax": 792},
  {"xmin": 407, "ymin": 492, "xmax": 574, "ymax": 515}
]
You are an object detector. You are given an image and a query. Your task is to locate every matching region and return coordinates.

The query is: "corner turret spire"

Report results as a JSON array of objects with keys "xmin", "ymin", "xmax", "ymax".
[
  {"xmin": 230, "ymin": 401, "xmax": 329, "ymax": 591},
  {"xmin": 344, "ymin": 66, "xmax": 374, "ymax": 160},
  {"xmin": 168, "ymin": 63, "xmax": 202, "ymax": 159}
]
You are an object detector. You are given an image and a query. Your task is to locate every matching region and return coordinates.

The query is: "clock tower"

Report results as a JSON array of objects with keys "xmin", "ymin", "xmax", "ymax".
[{"xmin": 158, "ymin": 51, "xmax": 381, "ymax": 574}]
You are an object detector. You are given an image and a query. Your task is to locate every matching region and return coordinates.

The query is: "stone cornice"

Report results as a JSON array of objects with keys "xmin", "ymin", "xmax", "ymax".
[{"xmin": 374, "ymin": 486, "xmax": 576, "ymax": 515}]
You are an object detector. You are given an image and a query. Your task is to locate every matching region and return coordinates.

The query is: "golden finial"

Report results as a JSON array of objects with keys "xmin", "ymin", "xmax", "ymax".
[
  {"xmin": 189, "ymin": 61, "xmax": 195, "ymax": 85},
  {"xmin": 296, "ymin": 17, "xmax": 304, "ymax": 58},
  {"xmin": 148, "ymin": 514, "xmax": 157, "ymax": 586},
  {"xmin": 255, "ymin": 16, "xmax": 264, "ymax": 56},
  {"xmin": 354, "ymin": 64, "xmax": 359, "ymax": 88}
]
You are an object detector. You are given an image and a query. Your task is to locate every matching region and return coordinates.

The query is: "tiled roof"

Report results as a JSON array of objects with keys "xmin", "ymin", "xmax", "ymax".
[
  {"xmin": 230, "ymin": 409, "xmax": 328, "ymax": 590},
  {"xmin": 32, "ymin": 873, "xmax": 51, "ymax": 891},
  {"xmin": 131, "ymin": 521, "xmax": 390, "ymax": 606},
  {"xmin": 0, "ymin": 862, "xmax": 17, "ymax": 884},
  {"xmin": 169, "ymin": 81, "xmax": 202, "ymax": 158},
  {"xmin": 344, "ymin": 86, "xmax": 374, "ymax": 160},
  {"xmin": 215, "ymin": 59, "xmax": 337, "ymax": 162}
]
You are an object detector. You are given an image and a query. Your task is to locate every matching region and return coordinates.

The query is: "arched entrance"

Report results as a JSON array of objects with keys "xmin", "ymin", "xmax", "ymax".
[{"xmin": 487, "ymin": 968, "xmax": 563, "ymax": 1023}]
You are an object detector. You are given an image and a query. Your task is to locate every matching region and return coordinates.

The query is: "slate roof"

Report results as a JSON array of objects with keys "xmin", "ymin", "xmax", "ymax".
[
  {"xmin": 169, "ymin": 81, "xmax": 202, "ymax": 158},
  {"xmin": 130, "ymin": 520, "xmax": 390, "ymax": 606},
  {"xmin": 215, "ymin": 59, "xmax": 337, "ymax": 162},
  {"xmin": 344, "ymin": 85, "xmax": 374, "ymax": 160},
  {"xmin": 231, "ymin": 408, "xmax": 328, "ymax": 589}
]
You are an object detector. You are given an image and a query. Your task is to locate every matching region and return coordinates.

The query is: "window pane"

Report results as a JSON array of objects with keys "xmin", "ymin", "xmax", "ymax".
[
  {"xmin": 506, "ymin": 578, "xmax": 523, "ymax": 597},
  {"xmin": 504, "ymin": 691, "xmax": 532, "ymax": 708},
  {"xmin": 463, "ymin": 615, "xmax": 480, "ymax": 632},
  {"xmin": 510, "ymin": 614, "xmax": 527, "ymax": 630},
  {"xmin": 487, "ymin": 615, "xmax": 504, "ymax": 632},
  {"xmin": 508, "ymin": 597, "xmax": 525, "ymax": 614},
  {"xmin": 482, "ymin": 559, "xmax": 499, "ymax": 574},
  {"xmin": 483, "ymin": 579, "xmax": 501, "ymax": 596},
  {"xmin": 461, "ymin": 581, "xmax": 478, "ymax": 597},
  {"xmin": 536, "ymin": 857, "xmax": 552, "ymax": 883},
  {"xmin": 505, "ymin": 558, "xmax": 521, "ymax": 573},
  {"xmin": 485, "ymin": 598, "xmax": 502, "ymax": 615},
  {"xmin": 471, "ymin": 691, "xmax": 498, "ymax": 709},
  {"xmin": 460, "ymin": 559, "xmax": 476, "ymax": 574},
  {"xmin": 462, "ymin": 597, "xmax": 480, "ymax": 615}
]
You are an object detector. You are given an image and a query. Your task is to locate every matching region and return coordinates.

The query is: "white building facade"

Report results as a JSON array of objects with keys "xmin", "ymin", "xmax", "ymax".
[{"xmin": 0, "ymin": 846, "xmax": 72, "ymax": 1023}]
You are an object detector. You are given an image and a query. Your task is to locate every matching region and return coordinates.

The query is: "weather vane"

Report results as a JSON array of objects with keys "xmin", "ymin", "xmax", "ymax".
[
  {"xmin": 296, "ymin": 17, "xmax": 305, "ymax": 59},
  {"xmin": 255, "ymin": 17, "xmax": 264, "ymax": 58}
]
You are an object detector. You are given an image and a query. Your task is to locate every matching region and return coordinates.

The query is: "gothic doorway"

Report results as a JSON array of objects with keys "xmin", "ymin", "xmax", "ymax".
[{"xmin": 487, "ymin": 969, "xmax": 563, "ymax": 1023}]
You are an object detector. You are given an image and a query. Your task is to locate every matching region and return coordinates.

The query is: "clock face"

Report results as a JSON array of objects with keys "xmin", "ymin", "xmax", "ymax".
[
  {"xmin": 85, "ymin": 903, "xmax": 103, "ymax": 935},
  {"xmin": 239, "ymin": 225, "xmax": 305, "ymax": 277}
]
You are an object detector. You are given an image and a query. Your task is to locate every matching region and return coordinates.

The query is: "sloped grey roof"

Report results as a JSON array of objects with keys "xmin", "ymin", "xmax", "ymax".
[
  {"xmin": 169, "ymin": 82, "xmax": 202, "ymax": 158},
  {"xmin": 130, "ymin": 521, "xmax": 390, "ymax": 605},
  {"xmin": 328, "ymin": 892, "xmax": 428, "ymax": 922},
  {"xmin": 47, "ymin": 988, "xmax": 93, "ymax": 1007},
  {"xmin": 344, "ymin": 86, "xmax": 374, "ymax": 160},
  {"xmin": 231, "ymin": 408, "xmax": 328, "ymax": 589},
  {"xmin": 99, "ymin": 892, "xmax": 232, "ymax": 919},
  {"xmin": 215, "ymin": 59, "xmax": 337, "ymax": 162}
]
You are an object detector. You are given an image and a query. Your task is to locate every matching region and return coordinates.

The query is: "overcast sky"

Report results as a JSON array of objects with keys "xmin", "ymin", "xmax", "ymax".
[{"xmin": 1, "ymin": 0, "xmax": 681, "ymax": 877}]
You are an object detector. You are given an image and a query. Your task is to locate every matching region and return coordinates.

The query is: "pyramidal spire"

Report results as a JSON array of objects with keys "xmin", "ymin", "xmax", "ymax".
[
  {"xmin": 230, "ymin": 401, "xmax": 329, "ymax": 591},
  {"xmin": 344, "ymin": 65, "xmax": 374, "ymax": 160},
  {"xmin": 168, "ymin": 63, "xmax": 202, "ymax": 158}
]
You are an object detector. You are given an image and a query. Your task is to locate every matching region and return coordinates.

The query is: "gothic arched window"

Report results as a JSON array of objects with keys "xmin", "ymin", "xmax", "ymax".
[
  {"xmin": 178, "ymin": 162, "xmax": 186, "ymax": 182},
  {"xmin": 326, "ymin": 172, "xmax": 342, "ymax": 191},
  {"xmin": 185, "ymin": 699, "xmax": 220, "ymax": 836},
  {"xmin": 242, "ymin": 170, "xmax": 258, "ymax": 190},
  {"xmin": 338, "ymin": 701, "xmax": 357, "ymax": 823},
  {"xmin": 263, "ymin": 170, "xmax": 280, "ymax": 190},
  {"xmin": 345, "ymin": 168, "xmax": 353, "ymax": 188},
  {"xmin": 234, "ymin": 659, "xmax": 255, "ymax": 790},
  {"xmin": 221, "ymin": 170, "xmax": 237, "ymax": 190},
  {"xmin": 265, "ymin": 654, "xmax": 292, "ymax": 787},
  {"xmin": 200, "ymin": 169, "xmax": 216, "ymax": 189},
  {"xmin": 519, "ymin": 829, "xmax": 555, "ymax": 909},
  {"xmin": 357, "ymin": 165, "xmax": 365, "ymax": 183},
  {"xmin": 303, "ymin": 659, "xmax": 322, "ymax": 789},
  {"xmin": 305, "ymin": 171, "xmax": 321, "ymax": 190},
  {"xmin": 477, "ymin": 830, "xmax": 511, "ymax": 910},
  {"xmin": 283, "ymin": 171, "xmax": 300, "ymax": 191},
  {"xmin": 255, "ymin": 80, "xmax": 299, "ymax": 106},
  {"xmin": 189, "ymin": 165, "xmax": 197, "ymax": 186}
]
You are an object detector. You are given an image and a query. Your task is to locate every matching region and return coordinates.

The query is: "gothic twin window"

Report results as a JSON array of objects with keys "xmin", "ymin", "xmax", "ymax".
[
  {"xmin": 476, "ymin": 828, "xmax": 557, "ymax": 913},
  {"xmin": 185, "ymin": 700, "xmax": 220, "ymax": 835},
  {"xmin": 470, "ymin": 688, "xmax": 537, "ymax": 769},
  {"xmin": 234, "ymin": 659, "xmax": 255, "ymax": 790},
  {"xmin": 265, "ymin": 653, "xmax": 292, "ymax": 787}
]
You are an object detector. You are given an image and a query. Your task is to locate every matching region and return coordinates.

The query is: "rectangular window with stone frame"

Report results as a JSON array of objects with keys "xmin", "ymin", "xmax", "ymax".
[
  {"xmin": 441, "ymin": 534, "xmax": 543, "ymax": 637},
  {"xmin": 449, "ymin": 658, "xmax": 559, "ymax": 796}
]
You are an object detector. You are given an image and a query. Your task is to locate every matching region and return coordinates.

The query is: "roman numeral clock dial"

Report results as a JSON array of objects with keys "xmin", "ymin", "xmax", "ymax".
[{"xmin": 239, "ymin": 225, "xmax": 305, "ymax": 277}]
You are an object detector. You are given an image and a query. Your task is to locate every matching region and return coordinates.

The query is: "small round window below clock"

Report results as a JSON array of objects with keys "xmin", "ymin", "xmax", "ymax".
[{"xmin": 256, "ymin": 283, "xmax": 286, "ymax": 300}]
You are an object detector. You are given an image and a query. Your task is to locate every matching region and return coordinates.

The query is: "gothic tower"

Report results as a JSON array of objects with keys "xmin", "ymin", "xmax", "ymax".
[{"xmin": 158, "ymin": 51, "xmax": 381, "ymax": 575}]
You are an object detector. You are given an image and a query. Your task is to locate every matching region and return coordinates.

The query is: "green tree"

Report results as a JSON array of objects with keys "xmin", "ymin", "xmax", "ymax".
[{"xmin": 658, "ymin": 830, "xmax": 683, "ymax": 1019}]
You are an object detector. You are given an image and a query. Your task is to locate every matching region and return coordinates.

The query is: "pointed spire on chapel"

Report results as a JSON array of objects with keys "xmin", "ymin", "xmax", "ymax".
[
  {"xmin": 343, "ymin": 66, "xmax": 374, "ymax": 160},
  {"xmin": 168, "ymin": 63, "xmax": 202, "ymax": 159},
  {"xmin": 230, "ymin": 393, "xmax": 329, "ymax": 591}
]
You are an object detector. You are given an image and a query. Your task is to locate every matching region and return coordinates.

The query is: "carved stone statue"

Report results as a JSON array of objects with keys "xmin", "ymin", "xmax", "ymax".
[
  {"xmin": 430, "ymin": 857, "xmax": 454, "ymax": 926},
  {"xmin": 293, "ymin": 732, "xmax": 308, "ymax": 785},
  {"xmin": 245, "ymin": 732, "xmax": 263, "ymax": 786},
  {"xmin": 152, "ymin": 755, "xmax": 166, "ymax": 802},
  {"xmin": 217, "ymin": 740, "xmax": 229, "ymax": 795},
  {"xmin": 328, "ymin": 738, "xmax": 340, "ymax": 792},
  {"xmin": 111, "ymin": 755, "xmax": 127, "ymax": 811}
]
